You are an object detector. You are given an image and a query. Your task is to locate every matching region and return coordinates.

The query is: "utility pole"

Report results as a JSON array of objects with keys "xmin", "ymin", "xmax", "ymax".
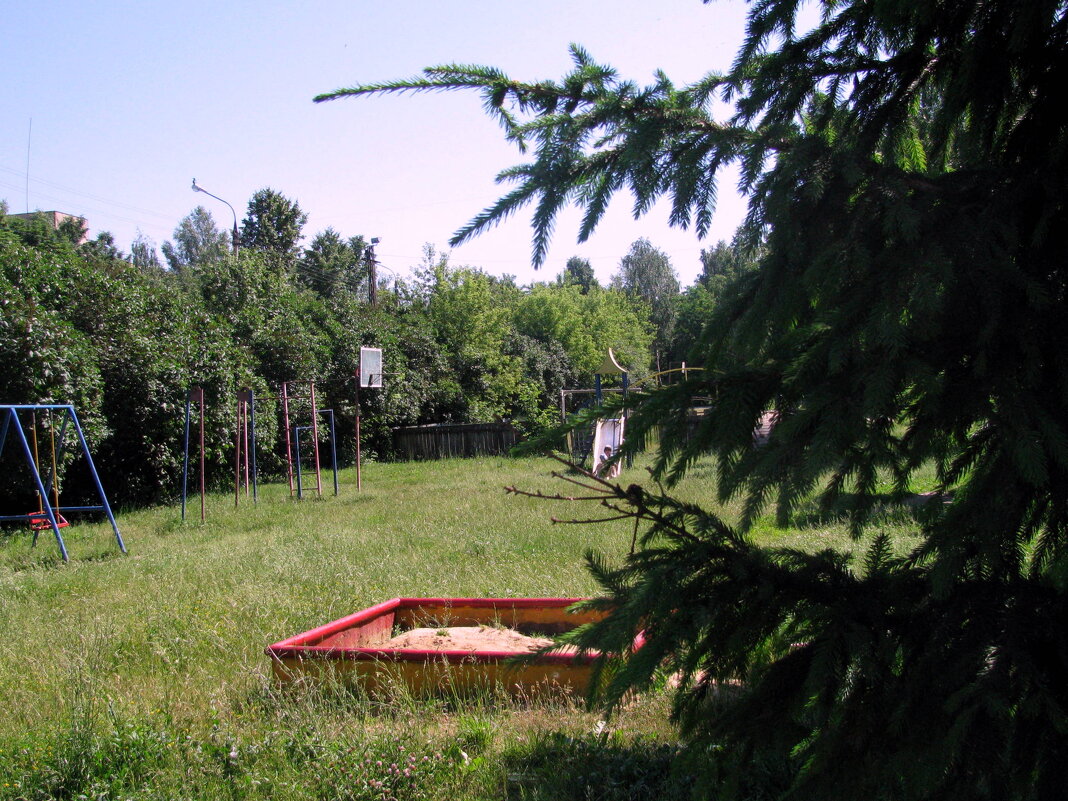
[{"xmin": 366, "ymin": 237, "xmax": 379, "ymax": 307}]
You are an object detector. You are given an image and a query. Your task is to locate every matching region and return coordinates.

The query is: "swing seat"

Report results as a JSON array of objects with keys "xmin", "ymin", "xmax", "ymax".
[{"xmin": 27, "ymin": 511, "xmax": 69, "ymax": 531}]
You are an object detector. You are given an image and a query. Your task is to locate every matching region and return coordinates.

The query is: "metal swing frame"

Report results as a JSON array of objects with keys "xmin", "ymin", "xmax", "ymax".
[{"xmin": 0, "ymin": 404, "xmax": 126, "ymax": 561}]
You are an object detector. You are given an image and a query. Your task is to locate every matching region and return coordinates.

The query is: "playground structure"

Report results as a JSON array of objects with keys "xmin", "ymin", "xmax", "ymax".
[
  {"xmin": 559, "ymin": 348, "xmax": 631, "ymax": 470},
  {"xmin": 592, "ymin": 417, "xmax": 625, "ymax": 478},
  {"xmin": 235, "ymin": 388, "xmax": 258, "ymax": 505},
  {"xmin": 0, "ymin": 404, "xmax": 126, "ymax": 561},
  {"xmin": 280, "ymin": 380, "xmax": 327, "ymax": 500},
  {"xmin": 181, "ymin": 387, "xmax": 207, "ymax": 522},
  {"xmin": 181, "ymin": 382, "xmax": 339, "ymax": 516}
]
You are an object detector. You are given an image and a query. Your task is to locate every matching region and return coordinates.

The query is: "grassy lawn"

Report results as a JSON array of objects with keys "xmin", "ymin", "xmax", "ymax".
[{"xmin": 0, "ymin": 455, "xmax": 922, "ymax": 800}]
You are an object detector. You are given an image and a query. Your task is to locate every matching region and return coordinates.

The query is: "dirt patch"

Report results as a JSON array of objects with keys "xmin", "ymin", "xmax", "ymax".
[{"xmin": 385, "ymin": 625, "xmax": 575, "ymax": 654}]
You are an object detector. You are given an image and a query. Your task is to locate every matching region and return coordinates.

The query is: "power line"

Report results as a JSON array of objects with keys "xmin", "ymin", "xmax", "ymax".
[{"xmin": 0, "ymin": 164, "xmax": 176, "ymax": 222}]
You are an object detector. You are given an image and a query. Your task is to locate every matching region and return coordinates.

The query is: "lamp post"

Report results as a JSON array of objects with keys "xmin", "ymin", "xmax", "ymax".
[{"xmin": 192, "ymin": 179, "xmax": 239, "ymax": 256}]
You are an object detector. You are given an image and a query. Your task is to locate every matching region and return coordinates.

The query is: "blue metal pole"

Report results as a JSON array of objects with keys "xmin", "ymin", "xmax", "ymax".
[
  {"xmin": 293, "ymin": 425, "xmax": 304, "ymax": 499},
  {"xmin": 324, "ymin": 409, "xmax": 339, "ymax": 496},
  {"xmin": 0, "ymin": 408, "xmax": 11, "ymax": 458},
  {"xmin": 67, "ymin": 406, "xmax": 126, "ymax": 554}
]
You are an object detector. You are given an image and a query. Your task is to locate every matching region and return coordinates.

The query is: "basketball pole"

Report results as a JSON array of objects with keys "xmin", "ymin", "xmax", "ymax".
[{"xmin": 354, "ymin": 365, "xmax": 362, "ymax": 492}]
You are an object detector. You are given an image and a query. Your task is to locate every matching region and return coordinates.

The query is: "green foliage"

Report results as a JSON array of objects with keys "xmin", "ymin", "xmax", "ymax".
[
  {"xmin": 501, "ymin": 731, "xmax": 689, "ymax": 801},
  {"xmin": 321, "ymin": 1, "xmax": 1068, "ymax": 797},
  {"xmin": 668, "ymin": 237, "xmax": 758, "ymax": 364},
  {"xmin": 300, "ymin": 227, "xmax": 369, "ymax": 300},
  {"xmin": 0, "ymin": 229, "xmax": 254, "ymax": 506},
  {"xmin": 512, "ymin": 284, "xmax": 652, "ymax": 382},
  {"xmin": 560, "ymin": 255, "xmax": 598, "ymax": 294},
  {"xmin": 612, "ymin": 238, "xmax": 680, "ymax": 361},
  {"xmin": 77, "ymin": 231, "xmax": 124, "ymax": 264},
  {"xmin": 241, "ymin": 187, "xmax": 308, "ymax": 263},
  {"xmin": 161, "ymin": 205, "xmax": 230, "ymax": 270},
  {"xmin": 130, "ymin": 229, "xmax": 162, "ymax": 272}
]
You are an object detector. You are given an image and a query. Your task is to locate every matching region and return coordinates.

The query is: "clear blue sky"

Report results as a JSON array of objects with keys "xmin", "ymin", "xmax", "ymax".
[{"xmin": 2, "ymin": 1, "xmax": 765, "ymax": 287}]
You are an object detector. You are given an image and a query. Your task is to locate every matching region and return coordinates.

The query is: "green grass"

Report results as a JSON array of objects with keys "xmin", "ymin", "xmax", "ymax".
[{"xmin": 0, "ymin": 455, "xmax": 926, "ymax": 799}]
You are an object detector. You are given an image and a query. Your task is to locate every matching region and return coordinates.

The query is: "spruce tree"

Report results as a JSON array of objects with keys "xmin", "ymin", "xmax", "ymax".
[{"xmin": 318, "ymin": 1, "xmax": 1068, "ymax": 797}]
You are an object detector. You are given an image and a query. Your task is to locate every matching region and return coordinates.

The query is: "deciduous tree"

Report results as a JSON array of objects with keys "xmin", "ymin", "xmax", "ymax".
[
  {"xmin": 560, "ymin": 255, "xmax": 597, "ymax": 294},
  {"xmin": 240, "ymin": 188, "xmax": 308, "ymax": 263},
  {"xmin": 130, "ymin": 229, "xmax": 162, "ymax": 272},
  {"xmin": 611, "ymin": 237, "xmax": 679, "ymax": 365},
  {"xmin": 161, "ymin": 206, "xmax": 230, "ymax": 271}
]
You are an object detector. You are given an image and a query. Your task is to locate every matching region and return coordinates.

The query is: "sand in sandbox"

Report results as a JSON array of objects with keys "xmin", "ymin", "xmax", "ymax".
[{"xmin": 385, "ymin": 626, "xmax": 576, "ymax": 654}]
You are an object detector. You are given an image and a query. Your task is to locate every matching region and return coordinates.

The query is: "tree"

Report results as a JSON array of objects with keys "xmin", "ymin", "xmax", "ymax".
[
  {"xmin": 78, "ymin": 231, "xmax": 124, "ymax": 263},
  {"xmin": 697, "ymin": 238, "xmax": 755, "ymax": 289},
  {"xmin": 300, "ymin": 228, "xmax": 368, "ymax": 299},
  {"xmin": 161, "ymin": 206, "xmax": 230, "ymax": 270},
  {"xmin": 560, "ymin": 255, "xmax": 597, "ymax": 294},
  {"xmin": 666, "ymin": 238, "xmax": 759, "ymax": 364},
  {"xmin": 130, "ymin": 229, "xmax": 162, "ymax": 272},
  {"xmin": 240, "ymin": 188, "xmax": 307, "ymax": 262},
  {"xmin": 319, "ymin": 2, "xmax": 1068, "ymax": 797},
  {"xmin": 512, "ymin": 283, "xmax": 652, "ymax": 382},
  {"xmin": 611, "ymin": 238, "xmax": 679, "ymax": 364}
]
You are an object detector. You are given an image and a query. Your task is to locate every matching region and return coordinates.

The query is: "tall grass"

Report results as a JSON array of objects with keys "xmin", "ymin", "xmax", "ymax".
[{"xmin": 0, "ymin": 455, "xmax": 924, "ymax": 799}]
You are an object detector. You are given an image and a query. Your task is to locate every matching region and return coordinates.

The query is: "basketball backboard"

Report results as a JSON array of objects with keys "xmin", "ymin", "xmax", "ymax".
[{"xmin": 359, "ymin": 347, "xmax": 383, "ymax": 388}]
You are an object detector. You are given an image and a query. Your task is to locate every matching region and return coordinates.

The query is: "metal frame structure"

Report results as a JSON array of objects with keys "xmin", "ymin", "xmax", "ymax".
[
  {"xmin": 281, "ymin": 381, "xmax": 322, "ymax": 499},
  {"xmin": 0, "ymin": 404, "xmax": 126, "ymax": 561},
  {"xmin": 234, "ymin": 388, "xmax": 258, "ymax": 507},
  {"xmin": 179, "ymin": 379, "xmax": 348, "ymax": 514},
  {"xmin": 181, "ymin": 387, "xmax": 207, "ymax": 521},
  {"xmin": 291, "ymin": 408, "xmax": 339, "ymax": 499}
]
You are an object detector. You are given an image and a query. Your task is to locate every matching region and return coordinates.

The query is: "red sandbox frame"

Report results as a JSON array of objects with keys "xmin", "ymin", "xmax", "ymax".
[{"xmin": 266, "ymin": 597, "xmax": 634, "ymax": 694}]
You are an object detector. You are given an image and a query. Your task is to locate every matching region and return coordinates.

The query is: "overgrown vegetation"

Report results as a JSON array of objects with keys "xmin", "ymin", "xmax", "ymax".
[
  {"xmin": 1, "ymin": 455, "xmax": 880, "ymax": 800},
  {"xmin": 0, "ymin": 201, "xmax": 692, "ymax": 508}
]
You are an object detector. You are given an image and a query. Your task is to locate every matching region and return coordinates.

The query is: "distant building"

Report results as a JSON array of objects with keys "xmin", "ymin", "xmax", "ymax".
[{"xmin": 7, "ymin": 210, "xmax": 88, "ymax": 243}]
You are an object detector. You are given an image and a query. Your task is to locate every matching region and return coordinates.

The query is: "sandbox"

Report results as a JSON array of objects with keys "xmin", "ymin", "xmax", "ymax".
[{"xmin": 266, "ymin": 597, "xmax": 626, "ymax": 694}]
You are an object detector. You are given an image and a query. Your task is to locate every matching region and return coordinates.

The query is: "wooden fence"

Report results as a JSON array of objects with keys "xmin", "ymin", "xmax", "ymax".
[{"xmin": 391, "ymin": 422, "xmax": 521, "ymax": 461}]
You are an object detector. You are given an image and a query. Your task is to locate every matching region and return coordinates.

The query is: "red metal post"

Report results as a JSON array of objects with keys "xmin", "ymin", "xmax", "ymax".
[
  {"xmin": 282, "ymin": 382, "xmax": 294, "ymax": 496},
  {"xmin": 354, "ymin": 370, "xmax": 362, "ymax": 491},
  {"xmin": 234, "ymin": 395, "xmax": 242, "ymax": 509},
  {"xmin": 196, "ymin": 388, "xmax": 205, "ymax": 522}
]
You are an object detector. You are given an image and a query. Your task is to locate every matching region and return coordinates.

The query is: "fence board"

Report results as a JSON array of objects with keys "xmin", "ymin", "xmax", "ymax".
[{"xmin": 391, "ymin": 422, "xmax": 520, "ymax": 461}]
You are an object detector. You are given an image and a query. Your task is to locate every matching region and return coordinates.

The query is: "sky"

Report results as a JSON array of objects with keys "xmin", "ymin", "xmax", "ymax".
[{"xmin": 2, "ymin": 1, "xmax": 764, "ymax": 288}]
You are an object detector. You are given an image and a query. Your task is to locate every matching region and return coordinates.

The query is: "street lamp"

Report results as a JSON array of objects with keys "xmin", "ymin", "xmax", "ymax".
[{"xmin": 191, "ymin": 179, "xmax": 239, "ymax": 256}]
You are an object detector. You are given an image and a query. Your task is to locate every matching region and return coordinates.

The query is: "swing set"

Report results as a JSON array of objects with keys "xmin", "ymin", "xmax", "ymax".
[{"xmin": 0, "ymin": 404, "xmax": 126, "ymax": 561}]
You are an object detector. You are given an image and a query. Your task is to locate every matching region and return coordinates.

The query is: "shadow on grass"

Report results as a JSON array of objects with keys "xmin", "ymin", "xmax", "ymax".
[
  {"xmin": 787, "ymin": 491, "xmax": 938, "ymax": 530},
  {"xmin": 501, "ymin": 731, "xmax": 689, "ymax": 801}
]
